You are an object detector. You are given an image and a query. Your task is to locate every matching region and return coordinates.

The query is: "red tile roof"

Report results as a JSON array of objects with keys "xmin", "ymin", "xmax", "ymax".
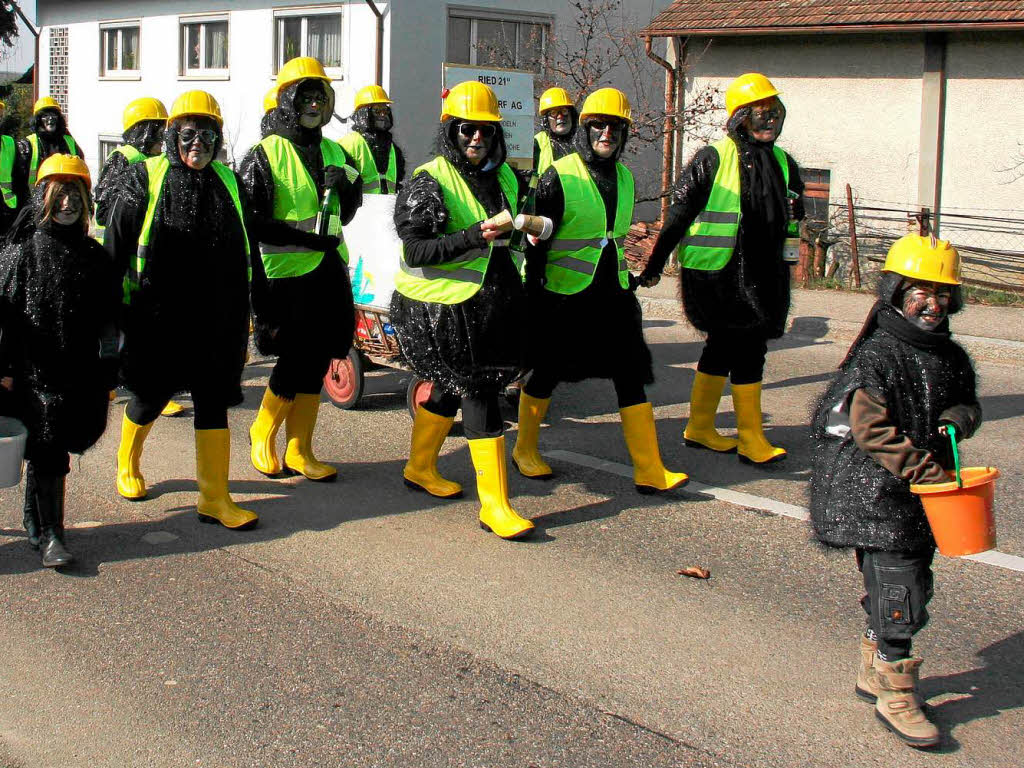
[{"xmin": 643, "ymin": 1, "xmax": 1024, "ymax": 37}]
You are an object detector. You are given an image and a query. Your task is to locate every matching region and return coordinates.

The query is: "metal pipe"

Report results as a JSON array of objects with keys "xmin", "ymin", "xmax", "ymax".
[
  {"xmin": 363, "ymin": 0, "xmax": 384, "ymax": 86},
  {"xmin": 644, "ymin": 36, "xmax": 675, "ymax": 223}
]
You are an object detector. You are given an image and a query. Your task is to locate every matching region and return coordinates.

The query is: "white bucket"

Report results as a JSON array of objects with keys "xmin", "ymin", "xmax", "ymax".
[
  {"xmin": 782, "ymin": 238, "xmax": 801, "ymax": 263},
  {"xmin": 0, "ymin": 416, "xmax": 27, "ymax": 488}
]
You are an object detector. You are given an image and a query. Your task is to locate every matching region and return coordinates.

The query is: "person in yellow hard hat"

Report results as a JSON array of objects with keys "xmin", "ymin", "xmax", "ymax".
[
  {"xmin": 105, "ymin": 90, "xmax": 257, "ymax": 530},
  {"xmin": 242, "ymin": 57, "xmax": 362, "ymax": 483},
  {"xmin": 533, "ymin": 86, "xmax": 577, "ymax": 175},
  {"xmin": 0, "ymin": 97, "xmax": 19, "ymax": 236},
  {"xmin": 809, "ymin": 233, "xmax": 979, "ymax": 749},
  {"xmin": 514, "ymin": 87, "xmax": 687, "ymax": 495},
  {"xmin": 641, "ymin": 72, "xmax": 805, "ymax": 465},
  {"xmin": 390, "ymin": 80, "xmax": 534, "ymax": 540},
  {"xmin": 260, "ymin": 86, "xmax": 279, "ymax": 139},
  {"xmin": 94, "ymin": 97, "xmax": 188, "ymax": 417},
  {"xmin": 340, "ymin": 85, "xmax": 405, "ymax": 195},
  {"xmin": 14, "ymin": 97, "xmax": 83, "ymax": 206},
  {"xmin": 0, "ymin": 154, "xmax": 121, "ymax": 568}
]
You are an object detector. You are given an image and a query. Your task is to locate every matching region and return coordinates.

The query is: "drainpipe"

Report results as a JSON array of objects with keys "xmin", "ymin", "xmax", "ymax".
[
  {"xmin": 363, "ymin": 0, "xmax": 384, "ymax": 86},
  {"xmin": 8, "ymin": 0, "xmax": 40, "ymax": 102},
  {"xmin": 645, "ymin": 36, "xmax": 675, "ymax": 223}
]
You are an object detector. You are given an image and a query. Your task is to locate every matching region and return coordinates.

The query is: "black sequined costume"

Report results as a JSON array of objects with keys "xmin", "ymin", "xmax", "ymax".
[
  {"xmin": 0, "ymin": 186, "xmax": 120, "ymax": 473},
  {"xmin": 389, "ymin": 119, "xmax": 526, "ymax": 423},
  {"xmin": 94, "ymin": 120, "xmax": 165, "ymax": 227},
  {"xmin": 644, "ymin": 108, "xmax": 804, "ymax": 383},
  {"xmin": 105, "ymin": 121, "xmax": 251, "ymax": 422},
  {"xmin": 809, "ymin": 283, "xmax": 981, "ymax": 552},
  {"xmin": 522, "ymin": 122, "xmax": 650, "ymax": 407},
  {"xmin": 240, "ymin": 80, "xmax": 362, "ymax": 398}
]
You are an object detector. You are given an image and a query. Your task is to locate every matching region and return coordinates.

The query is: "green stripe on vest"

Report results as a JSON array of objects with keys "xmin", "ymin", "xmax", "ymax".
[
  {"xmin": 545, "ymin": 152, "xmax": 633, "ymax": 295},
  {"xmin": 125, "ymin": 155, "xmax": 250, "ymax": 304},
  {"xmin": 339, "ymin": 131, "xmax": 397, "ymax": 194},
  {"xmin": 27, "ymin": 134, "xmax": 79, "ymax": 187},
  {"xmin": 394, "ymin": 156, "xmax": 519, "ymax": 306},
  {"xmin": 0, "ymin": 135, "xmax": 16, "ymax": 209},
  {"xmin": 680, "ymin": 137, "xmax": 793, "ymax": 271},
  {"xmin": 258, "ymin": 134, "xmax": 352, "ymax": 278},
  {"xmin": 534, "ymin": 131, "xmax": 554, "ymax": 175}
]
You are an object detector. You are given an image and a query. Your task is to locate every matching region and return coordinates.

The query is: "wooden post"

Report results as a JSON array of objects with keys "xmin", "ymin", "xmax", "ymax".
[{"xmin": 846, "ymin": 184, "xmax": 862, "ymax": 288}]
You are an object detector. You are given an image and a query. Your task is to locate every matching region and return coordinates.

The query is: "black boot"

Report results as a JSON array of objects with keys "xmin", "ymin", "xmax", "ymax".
[
  {"xmin": 36, "ymin": 472, "xmax": 73, "ymax": 568},
  {"xmin": 23, "ymin": 463, "xmax": 41, "ymax": 550}
]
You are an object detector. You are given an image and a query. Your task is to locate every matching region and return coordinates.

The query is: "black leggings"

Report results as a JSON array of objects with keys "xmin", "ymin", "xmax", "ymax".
[
  {"xmin": 25, "ymin": 445, "xmax": 71, "ymax": 477},
  {"xmin": 269, "ymin": 348, "xmax": 333, "ymax": 400},
  {"xmin": 697, "ymin": 330, "xmax": 769, "ymax": 385},
  {"xmin": 857, "ymin": 548, "xmax": 935, "ymax": 660},
  {"xmin": 523, "ymin": 368, "xmax": 647, "ymax": 409},
  {"xmin": 421, "ymin": 386, "xmax": 503, "ymax": 440},
  {"xmin": 127, "ymin": 392, "xmax": 228, "ymax": 430}
]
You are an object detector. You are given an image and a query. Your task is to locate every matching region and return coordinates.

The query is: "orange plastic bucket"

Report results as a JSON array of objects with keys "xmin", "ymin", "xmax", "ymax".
[{"xmin": 911, "ymin": 467, "xmax": 999, "ymax": 556}]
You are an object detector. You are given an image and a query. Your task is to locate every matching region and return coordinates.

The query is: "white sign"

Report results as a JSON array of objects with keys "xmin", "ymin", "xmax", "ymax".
[
  {"xmin": 344, "ymin": 193, "xmax": 401, "ymax": 311},
  {"xmin": 442, "ymin": 64, "xmax": 536, "ymax": 165}
]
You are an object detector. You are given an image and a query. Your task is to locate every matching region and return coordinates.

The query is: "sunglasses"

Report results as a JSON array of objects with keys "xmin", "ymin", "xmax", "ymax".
[
  {"xmin": 178, "ymin": 127, "xmax": 218, "ymax": 146},
  {"xmin": 457, "ymin": 122, "xmax": 496, "ymax": 139},
  {"xmin": 588, "ymin": 120, "xmax": 622, "ymax": 133},
  {"xmin": 370, "ymin": 105, "xmax": 391, "ymax": 116}
]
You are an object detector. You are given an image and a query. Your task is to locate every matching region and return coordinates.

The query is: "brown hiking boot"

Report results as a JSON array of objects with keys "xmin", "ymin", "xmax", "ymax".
[
  {"xmin": 855, "ymin": 635, "xmax": 879, "ymax": 703},
  {"xmin": 874, "ymin": 658, "xmax": 940, "ymax": 748}
]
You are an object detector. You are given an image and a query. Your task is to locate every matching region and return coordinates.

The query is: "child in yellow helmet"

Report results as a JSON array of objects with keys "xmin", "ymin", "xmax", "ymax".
[{"xmin": 810, "ymin": 233, "xmax": 981, "ymax": 749}]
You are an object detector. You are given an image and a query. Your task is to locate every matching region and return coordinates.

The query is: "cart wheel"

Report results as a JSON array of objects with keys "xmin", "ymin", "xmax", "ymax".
[
  {"xmin": 406, "ymin": 376, "xmax": 434, "ymax": 420},
  {"xmin": 324, "ymin": 349, "xmax": 364, "ymax": 409}
]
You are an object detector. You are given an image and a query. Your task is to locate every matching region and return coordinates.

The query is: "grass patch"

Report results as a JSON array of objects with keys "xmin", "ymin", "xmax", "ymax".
[{"xmin": 962, "ymin": 285, "xmax": 1024, "ymax": 307}]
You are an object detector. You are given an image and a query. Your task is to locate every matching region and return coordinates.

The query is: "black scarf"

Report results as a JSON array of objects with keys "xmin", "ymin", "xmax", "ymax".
[{"xmin": 876, "ymin": 302, "xmax": 951, "ymax": 349}]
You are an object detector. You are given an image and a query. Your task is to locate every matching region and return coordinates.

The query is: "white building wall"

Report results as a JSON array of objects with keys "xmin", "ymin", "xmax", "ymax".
[{"xmin": 683, "ymin": 34, "xmax": 925, "ymax": 216}]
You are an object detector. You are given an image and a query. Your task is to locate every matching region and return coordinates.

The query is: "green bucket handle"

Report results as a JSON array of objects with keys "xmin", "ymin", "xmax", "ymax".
[{"xmin": 940, "ymin": 423, "xmax": 963, "ymax": 489}]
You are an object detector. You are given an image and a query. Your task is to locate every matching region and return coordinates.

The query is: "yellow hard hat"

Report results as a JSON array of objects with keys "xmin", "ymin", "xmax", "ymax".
[
  {"xmin": 0, "ymin": 99, "xmax": 5, "ymax": 110},
  {"xmin": 122, "ymin": 97, "xmax": 169, "ymax": 131},
  {"xmin": 33, "ymin": 96, "xmax": 61, "ymax": 115},
  {"xmin": 36, "ymin": 153, "xmax": 91, "ymax": 186},
  {"xmin": 263, "ymin": 87, "xmax": 279, "ymax": 114},
  {"xmin": 883, "ymin": 233, "xmax": 961, "ymax": 285},
  {"xmin": 169, "ymin": 90, "xmax": 223, "ymax": 127},
  {"xmin": 354, "ymin": 84, "xmax": 392, "ymax": 110},
  {"xmin": 538, "ymin": 87, "xmax": 573, "ymax": 114},
  {"xmin": 725, "ymin": 73, "xmax": 781, "ymax": 118},
  {"xmin": 278, "ymin": 57, "xmax": 331, "ymax": 91},
  {"xmin": 579, "ymin": 88, "xmax": 631, "ymax": 123},
  {"xmin": 440, "ymin": 81, "xmax": 501, "ymax": 122}
]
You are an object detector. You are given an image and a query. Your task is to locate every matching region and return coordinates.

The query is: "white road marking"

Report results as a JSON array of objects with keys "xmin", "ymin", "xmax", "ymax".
[{"xmin": 545, "ymin": 449, "xmax": 1024, "ymax": 574}]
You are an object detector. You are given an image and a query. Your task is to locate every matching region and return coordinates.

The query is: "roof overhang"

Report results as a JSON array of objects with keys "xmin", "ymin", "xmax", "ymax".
[{"xmin": 642, "ymin": 21, "xmax": 1024, "ymax": 38}]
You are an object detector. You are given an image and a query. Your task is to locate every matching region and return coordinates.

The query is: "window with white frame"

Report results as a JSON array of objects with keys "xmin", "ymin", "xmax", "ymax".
[
  {"xmin": 180, "ymin": 15, "xmax": 229, "ymax": 76},
  {"xmin": 100, "ymin": 22, "xmax": 140, "ymax": 75},
  {"xmin": 274, "ymin": 7, "xmax": 343, "ymax": 74},
  {"xmin": 99, "ymin": 136, "xmax": 122, "ymax": 161},
  {"xmin": 447, "ymin": 10, "xmax": 549, "ymax": 73}
]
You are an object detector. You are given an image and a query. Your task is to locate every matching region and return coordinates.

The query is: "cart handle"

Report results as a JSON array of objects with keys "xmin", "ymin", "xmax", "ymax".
[{"xmin": 939, "ymin": 424, "xmax": 963, "ymax": 489}]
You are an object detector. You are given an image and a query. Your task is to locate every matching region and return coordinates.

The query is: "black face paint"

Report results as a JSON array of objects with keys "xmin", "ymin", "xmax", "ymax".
[
  {"xmin": 39, "ymin": 113, "xmax": 60, "ymax": 134},
  {"xmin": 369, "ymin": 105, "xmax": 393, "ymax": 132},
  {"xmin": 587, "ymin": 119, "xmax": 623, "ymax": 158},
  {"xmin": 745, "ymin": 99, "xmax": 782, "ymax": 142},
  {"xmin": 296, "ymin": 81, "xmax": 328, "ymax": 129},
  {"xmin": 547, "ymin": 107, "xmax": 572, "ymax": 136},
  {"xmin": 456, "ymin": 122, "xmax": 494, "ymax": 165},
  {"xmin": 901, "ymin": 280, "xmax": 952, "ymax": 331},
  {"xmin": 53, "ymin": 182, "xmax": 83, "ymax": 226}
]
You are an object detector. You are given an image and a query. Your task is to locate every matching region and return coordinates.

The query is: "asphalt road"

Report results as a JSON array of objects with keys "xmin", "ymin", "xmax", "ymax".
[{"xmin": 1, "ymin": 311, "xmax": 1021, "ymax": 768}]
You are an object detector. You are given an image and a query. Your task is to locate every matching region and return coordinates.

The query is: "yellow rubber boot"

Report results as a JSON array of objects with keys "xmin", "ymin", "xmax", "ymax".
[
  {"xmin": 116, "ymin": 410, "xmax": 155, "ymax": 500},
  {"xmin": 249, "ymin": 387, "xmax": 293, "ymax": 476},
  {"xmin": 161, "ymin": 400, "xmax": 186, "ymax": 417},
  {"xmin": 683, "ymin": 372, "xmax": 738, "ymax": 453},
  {"xmin": 620, "ymin": 402, "xmax": 689, "ymax": 494},
  {"xmin": 195, "ymin": 428, "xmax": 259, "ymax": 530},
  {"xmin": 468, "ymin": 436, "xmax": 534, "ymax": 540},
  {"xmin": 732, "ymin": 381, "xmax": 787, "ymax": 464},
  {"xmin": 284, "ymin": 393, "xmax": 337, "ymax": 481},
  {"xmin": 512, "ymin": 392, "xmax": 553, "ymax": 478},
  {"xmin": 403, "ymin": 407, "xmax": 462, "ymax": 498}
]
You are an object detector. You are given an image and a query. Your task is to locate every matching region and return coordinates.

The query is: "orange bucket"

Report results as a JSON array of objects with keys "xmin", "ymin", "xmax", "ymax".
[{"xmin": 912, "ymin": 467, "xmax": 999, "ymax": 556}]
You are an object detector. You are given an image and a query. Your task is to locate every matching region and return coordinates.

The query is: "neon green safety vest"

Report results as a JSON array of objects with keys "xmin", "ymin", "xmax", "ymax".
[
  {"xmin": 544, "ymin": 152, "xmax": 633, "ymax": 295},
  {"xmin": 679, "ymin": 137, "xmax": 795, "ymax": 271},
  {"xmin": 27, "ymin": 134, "xmax": 79, "ymax": 187},
  {"xmin": 395, "ymin": 156, "xmax": 519, "ymax": 305},
  {"xmin": 339, "ymin": 131, "xmax": 397, "ymax": 194},
  {"xmin": 94, "ymin": 145, "xmax": 148, "ymax": 241},
  {"xmin": 125, "ymin": 154, "xmax": 249, "ymax": 303},
  {"xmin": 0, "ymin": 135, "xmax": 16, "ymax": 209},
  {"xmin": 258, "ymin": 134, "xmax": 352, "ymax": 278},
  {"xmin": 534, "ymin": 131, "xmax": 554, "ymax": 175}
]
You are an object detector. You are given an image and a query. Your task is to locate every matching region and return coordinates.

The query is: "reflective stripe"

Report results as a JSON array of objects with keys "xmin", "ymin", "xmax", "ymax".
[
  {"xmin": 548, "ymin": 254, "xmax": 596, "ymax": 274},
  {"xmin": 399, "ymin": 255, "xmax": 488, "ymax": 283},
  {"xmin": 363, "ymin": 179, "xmax": 380, "ymax": 191},
  {"xmin": 681, "ymin": 233, "xmax": 737, "ymax": 249},
  {"xmin": 698, "ymin": 210, "xmax": 738, "ymax": 224}
]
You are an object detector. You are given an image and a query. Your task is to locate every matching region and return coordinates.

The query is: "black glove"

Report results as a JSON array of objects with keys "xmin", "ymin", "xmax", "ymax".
[
  {"xmin": 627, "ymin": 272, "xmax": 640, "ymax": 293},
  {"xmin": 294, "ymin": 230, "xmax": 341, "ymax": 252},
  {"xmin": 324, "ymin": 165, "xmax": 349, "ymax": 193},
  {"xmin": 939, "ymin": 404, "xmax": 982, "ymax": 440}
]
